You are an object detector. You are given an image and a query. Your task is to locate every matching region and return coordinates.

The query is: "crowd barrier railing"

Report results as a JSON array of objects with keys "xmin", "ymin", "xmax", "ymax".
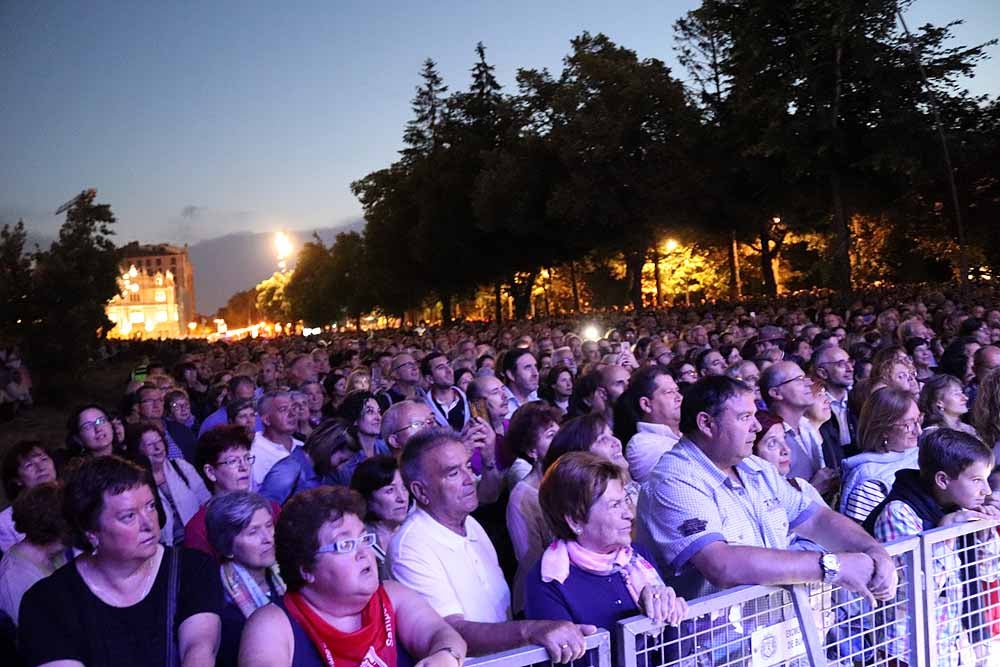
[
  {"xmin": 616, "ymin": 525, "xmax": 1000, "ymax": 667},
  {"xmin": 466, "ymin": 628, "xmax": 611, "ymax": 667}
]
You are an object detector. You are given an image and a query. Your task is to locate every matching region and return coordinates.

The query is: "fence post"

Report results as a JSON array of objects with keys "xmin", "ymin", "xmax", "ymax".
[{"xmin": 789, "ymin": 585, "xmax": 827, "ymax": 667}]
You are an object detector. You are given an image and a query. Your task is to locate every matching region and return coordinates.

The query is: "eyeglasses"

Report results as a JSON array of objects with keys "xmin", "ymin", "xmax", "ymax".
[
  {"xmin": 316, "ymin": 532, "xmax": 377, "ymax": 555},
  {"xmin": 767, "ymin": 375, "xmax": 809, "ymax": 390},
  {"xmin": 893, "ymin": 419, "xmax": 922, "ymax": 435},
  {"xmin": 392, "ymin": 361, "xmax": 417, "ymax": 371},
  {"xmin": 170, "ymin": 401, "xmax": 190, "ymax": 410},
  {"xmin": 819, "ymin": 359, "xmax": 853, "ymax": 369},
  {"xmin": 393, "ymin": 416, "xmax": 436, "ymax": 435},
  {"xmin": 80, "ymin": 416, "xmax": 108, "ymax": 433},
  {"xmin": 217, "ymin": 454, "xmax": 255, "ymax": 468}
]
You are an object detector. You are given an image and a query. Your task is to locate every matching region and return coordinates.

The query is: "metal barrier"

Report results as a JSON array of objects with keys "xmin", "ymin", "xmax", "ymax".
[
  {"xmin": 466, "ymin": 629, "xmax": 612, "ymax": 667},
  {"xmin": 919, "ymin": 519, "xmax": 1000, "ymax": 667}
]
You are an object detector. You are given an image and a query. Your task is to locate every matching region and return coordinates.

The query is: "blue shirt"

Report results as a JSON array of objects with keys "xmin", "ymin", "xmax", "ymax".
[
  {"xmin": 198, "ymin": 406, "xmax": 263, "ymax": 437},
  {"xmin": 636, "ymin": 437, "xmax": 819, "ymax": 601}
]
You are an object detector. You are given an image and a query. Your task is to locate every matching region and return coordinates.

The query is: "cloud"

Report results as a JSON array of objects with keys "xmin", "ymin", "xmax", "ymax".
[{"xmin": 162, "ymin": 205, "xmax": 267, "ymax": 244}]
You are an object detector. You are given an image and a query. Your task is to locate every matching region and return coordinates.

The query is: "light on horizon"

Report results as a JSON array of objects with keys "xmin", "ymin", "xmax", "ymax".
[{"xmin": 274, "ymin": 231, "xmax": 293, "ymax": 271}]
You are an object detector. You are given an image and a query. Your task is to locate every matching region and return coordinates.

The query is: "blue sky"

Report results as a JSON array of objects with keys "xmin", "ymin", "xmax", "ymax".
[{"xmin": 2, "ymin": 0, "xmax": 998, "ymax": 245}]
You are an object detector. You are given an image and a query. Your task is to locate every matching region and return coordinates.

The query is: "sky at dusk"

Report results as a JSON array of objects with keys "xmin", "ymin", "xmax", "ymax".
[{"xmin": 2, "ymin": 0, "xmax": 999, "ymax": 247}]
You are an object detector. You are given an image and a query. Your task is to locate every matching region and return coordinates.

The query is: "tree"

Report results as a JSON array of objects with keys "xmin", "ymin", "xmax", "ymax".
[
  {"xmin": 0, "ymin": 220, "xmax": 33, "ymax": 343},
  {"xmin": 255, "ymin": 271, "xmax": 292, "ymax": 322},
  {"xmin": 27, "ymin": 189, "xmax": 120, "ymax": 373}
]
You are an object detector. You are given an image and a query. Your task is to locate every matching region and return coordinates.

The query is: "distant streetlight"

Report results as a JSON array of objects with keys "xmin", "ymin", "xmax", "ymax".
[
  {"xmin": 665, "ymin": 239, "xmax": 679, "ymax": 252},
  {"xmin": 274, "ymin": 232, "xmax": 293, "ymax": 271}
]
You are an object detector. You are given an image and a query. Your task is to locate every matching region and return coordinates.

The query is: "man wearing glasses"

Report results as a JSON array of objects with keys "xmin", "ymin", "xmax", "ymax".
[
  {"xmin": 381, "ymin": 400, "xmax": 438, "ymax": 457},
  {"xmin": 760, "ymin": 361, "xmax": 840, "ymax": 496},
  {"xmin": 812, "ymin": 344, "xmax": 859, "ymax": 458},
  {"xmin": 379, "ymin": 352, "xmax": 425, "ymax": 405}
]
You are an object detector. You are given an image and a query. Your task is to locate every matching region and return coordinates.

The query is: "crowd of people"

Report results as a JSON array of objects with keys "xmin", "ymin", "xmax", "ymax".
[{"xmin": 4, "ymin": 287, "xmax": 1000, "ymax": 666}]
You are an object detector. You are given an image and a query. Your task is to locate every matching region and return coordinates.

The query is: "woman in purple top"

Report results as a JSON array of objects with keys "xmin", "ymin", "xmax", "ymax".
[{"xmin": 524, "ymin": 451, "xmax": 686, "ymax": 633}]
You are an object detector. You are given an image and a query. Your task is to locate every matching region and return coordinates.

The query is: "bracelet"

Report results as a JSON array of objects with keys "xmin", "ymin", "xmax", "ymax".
[{"xmin": 432, "ymin": 646, "xmax": 463, "ymax": 666}]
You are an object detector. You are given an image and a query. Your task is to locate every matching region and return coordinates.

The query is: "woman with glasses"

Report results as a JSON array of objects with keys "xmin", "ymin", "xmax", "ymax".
[
  {"xmin": 127, "ymin": 421, "xmax": 210, "ymax": 546},
  {"xmin": 187, "ymin": 424, "xmax": 281, "ymax": 559},
  {"xmin": 65, "ymin": 403, "xmax": 119, "ymax": 460},
  {"xmin": 840, "ymin": 388, "xmax": 922, "ymax": 524},
  {"xmin": 239, "ymin": 486, "xmax": 466, "ymax": 667},
  {"xmin": 206, "ymin": 491, "xmax": 284, "ymax": 667},
  {"xmin": 350, "ymin": 456, "xmax": 410, "ymax": 580}
]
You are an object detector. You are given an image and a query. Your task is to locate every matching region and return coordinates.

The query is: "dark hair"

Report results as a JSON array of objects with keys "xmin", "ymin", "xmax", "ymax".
[
  {"xmin": 505, "ymin": 401, "xmax": 562, "ymax": 462},
  {"xmin": 65, "ymin": 403, "xmax": 110, "ymax": 454},
  {"xmin": 335, "ymin": 391, "xmax": 378, "ymax": 424},
  {"xmin": 164, "ymin": 388, "xmax": 189, "ymax": 414},
  {"xmin": 226, "ymin": 398, "xmax": 256, "ymax": 423},
  {"xmin": 918, "ymin": 428, "xmax": 993, "ymax": 485},
  {"xmin": 959, "ymin": 317, "xmax": 986, "ymax": 338},
  {"xmin": 904, "ymin": 337, "xmax": 930, "ymax": 359},
  {"xmin": 501, "ymin": 348, "xmax": 535, "ymax": 384},
  {"xmin": 695, "ymin": 348, "xmax": 719, "ymax": 373},
  {"xmin": 679, "ymin": 376, "xmax": 752, "ymax": 437},
  {"xmin": 276, "ymin": 486, "xmax": 367, "ymax": 591},
  {"xmin": 420, "ymin": 351, "xmax": 448, "ymax": 378},
  {"xmin": 567, "ymin": 369, "xmax": 602, "ymax": 419},
  {"xmin": 613, "ymin": 366, "xmax": 670, "ymax": 445},
  {"xmin": 939, "ymin": 337, "xmax": 977, "ymax": 380},
  {"xmin": 538, "ymin": 364, "xmax": 573, "ymax": 404},
  {"xmin": 538, "ymin": 451, "xmax": 625, "ymax": 541},
  {"xmin": 228, "ymin": 374, "xmax": 256, "ymax": 396},
  {"xmin": 196, "ymin": 424, "xmax": 252, "ymax": 471},
  {"xmin": 454, "ymin": 367, "xmax": 474, "ymax": 387},
  {"xmin": 2, "ymin": 440, "xmax": 52, "ymax": 500},
  {"xmin": 124, "ymin": 420, "xmax": 167, "ymax": 461},
  {"xmin": 399, "ymin": 426, "xmax": 461, "ymax": 490},
  {"xmin": 62, "ymin": 455, "xmax": 151, "ymax": 551},
  {"xmin": 350, "ymin": 455, "xmax": 400, "ymax": 522},
  {"xmin": 173, "ymin": 362, "xmax": 197, "ymax": 384},
  {"xmin": 918, "ymin": 374, "xmax": 964, "ymax": 428},
  {"xmin": 476, "ymin": 354, "xmax": 495, "ymax": 370},
  {"xmin": 543, "ymin": 413, "xmax": 607, "ymax": 471},
  {"xmin": 304, "ymin": 419, "xmax": 360, "ymax": 477},
  {"xmin": 12, "ymin": 481, "xmax": 68, "ymax": 545}
]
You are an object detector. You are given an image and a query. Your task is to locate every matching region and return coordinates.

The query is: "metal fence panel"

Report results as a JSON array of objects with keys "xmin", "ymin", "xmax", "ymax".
[
  {"xmin": 618, "ymin": 584, "xmax": 807, "ymax": 667},
  {"xmin": 465, "ymin": 629, "xmax": 611, "ymax": 667},
  {"xmin": 920, "ymin": 519, "xmax": 1000, "ymax": 667},
  {"xmin": 793, "ymin": 536, "xmax": 924, "ymax": 667}
]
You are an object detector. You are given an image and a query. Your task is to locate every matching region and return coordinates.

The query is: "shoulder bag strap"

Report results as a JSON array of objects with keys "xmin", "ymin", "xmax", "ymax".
[{"xmin": 165, "ymin": 547, "xmax": 181, "ymax": 667}]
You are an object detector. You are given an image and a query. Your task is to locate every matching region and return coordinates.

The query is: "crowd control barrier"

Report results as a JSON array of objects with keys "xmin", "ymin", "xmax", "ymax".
[
  {"xmin": 614, "ymin": 520, "xmax": 1000, "ymax": 667},
  {"xmin": 466, "ymin": 629, "xmax": 611, "ymax": 667}
]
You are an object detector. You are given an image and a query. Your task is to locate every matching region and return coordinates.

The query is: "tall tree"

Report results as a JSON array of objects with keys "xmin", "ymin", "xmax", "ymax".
[{"xmin": 0, "ymin": 220, "xmax": 33, "ymax": 343}]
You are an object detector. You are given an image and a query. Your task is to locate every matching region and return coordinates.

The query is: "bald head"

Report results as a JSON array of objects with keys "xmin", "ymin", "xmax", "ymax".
[{"xmin": 975, "ymin": 345, "xmax": 1000, "ymax": 383}]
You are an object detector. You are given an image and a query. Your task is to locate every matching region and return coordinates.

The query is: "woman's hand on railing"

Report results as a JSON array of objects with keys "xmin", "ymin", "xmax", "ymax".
[{"xmin": 640, "ymin": 584, "xmax": 688, "ymax": 627}]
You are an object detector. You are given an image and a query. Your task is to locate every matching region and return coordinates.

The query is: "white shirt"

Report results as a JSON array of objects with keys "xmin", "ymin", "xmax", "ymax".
[
  {"xmin": 250, "ymin": 431, "xmax": 304, "ymax": 488},
  {"xmin": 0, "ymin": 506, "xmax": 24, "ymax": 552},
  {"xmin": 782, "ymin": 417, "xmax": 826, "ymax": 481},
  {"xmin": 626, "ymin": 422, "xmax": 680, "ymax": 484},
  {"xmin": 503, "ymin": 385, "xmax": 538, "ymax": 420},
  {"xmin": 389, "ymin": 507, "xmax": 511, "ymax": 622},
  {"xmin": 506, "ymin": 481, "xmax": 551, "ymax": 614}
]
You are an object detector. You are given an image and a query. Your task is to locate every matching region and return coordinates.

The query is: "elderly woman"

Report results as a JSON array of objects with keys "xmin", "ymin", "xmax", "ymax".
[
  {"xmin": 543, "ymin": 414, "xmax": 635, "ymax": 503},
  {"xmin": 504, "ymin": 402, "xmax": 562, "ymax": 613},
  {"xmin": 18, "ymin": 456, "xmax": 222, "ymax": 666},
  {"xmin": 65, "ymin": 403, "xmax": 118, "ymax": 459},
  {"xmin": 919, "ymin": 374, "xmax": 978, "ymax": 437},
  {"xmin": 350, "ymin": 455, "xmax": 411, "ymax": 580},
  {"xmin": 239, "ymin": 486, "xmax": 466, "ymax": 667},
  {"xmin": 128, "ymin": 421, "xmax": 211, "ymax": 546},
  {"xmin": 206, "ymin": 491, "xmax": 285, "ymax": 667},
  {"xmin": 0, "ymin": 482, "xmax": 69, "ymax": 625},
  {"xmin": 525, "ymin": 452, "xmax": 686, "ymax": 633},
  {"xmin": 840, "ymin": 388, "xmax": 922, "ymax": 524},
  {"xmin": 753, "ymin": 412, "xmax": 827, "ymax": 506},
  {"xmin": 166, "ymin": 388, "xmax": 199, "ymax": 434},
  {"xmin": 0, "ymin": 440, "xmax": 57, "ymax": 551}
]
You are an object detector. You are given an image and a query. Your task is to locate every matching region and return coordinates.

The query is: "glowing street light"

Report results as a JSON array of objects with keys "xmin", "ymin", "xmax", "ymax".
[
  {"xmin": 582, "ymin": 325, "xmax": 600, "ymax": 341},
  {"xmin": 665, "ymin": 239, "xmax": 679, "ymax": 252},
  {"xmin": 274, "ymin": 231, "xmax": 293, "ymax": 271}
]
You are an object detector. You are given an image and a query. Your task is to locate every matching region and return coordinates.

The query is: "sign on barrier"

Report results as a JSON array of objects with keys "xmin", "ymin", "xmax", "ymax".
[{"xmin": 465, "ymin": 629, "xmax": 611, "ymax": 667}]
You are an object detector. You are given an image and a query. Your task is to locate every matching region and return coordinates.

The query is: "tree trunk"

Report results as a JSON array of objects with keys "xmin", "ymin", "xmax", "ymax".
[
  {"xmin": 653, "ymin": 250, "xmax": 663, "ymax": 307},
  {"xmin": 356, "ymin": 314, "xmax": 362, "ymax": 332},
  {"xmin": 440, "ymin": 293, "xmax": 452, "ymax": 325},
  {"xmin": 493, "ymin": 281, "xmax": 503, "ymax": 324},
  {"xmin": 758, "ymin": 221, "xmax": 777, "ymax": 296},
  {"xmin": 728, "ymin": 229, "xmax": 743, "ymax": 300},
  {"xmin": 829, "ymin": 171, "xmax": 852, "ymax": 288},
  {"xmin": 625, "ymin": 251, "xmax": 645, "ymax": 312},
  {"xmin": 569, "ymin": 261, "xmax": 581, "ymax": 313}
]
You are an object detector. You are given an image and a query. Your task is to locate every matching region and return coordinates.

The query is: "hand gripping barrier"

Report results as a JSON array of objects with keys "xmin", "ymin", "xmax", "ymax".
[{"xmin": 465, "ymin": 629, "xmax": 612, "ymax": 667}]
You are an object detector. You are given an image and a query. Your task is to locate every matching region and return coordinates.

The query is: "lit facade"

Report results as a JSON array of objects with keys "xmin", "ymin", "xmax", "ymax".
[{"xmin": 107, "ymin": 243, "xmax": 197, "ymax": 339}]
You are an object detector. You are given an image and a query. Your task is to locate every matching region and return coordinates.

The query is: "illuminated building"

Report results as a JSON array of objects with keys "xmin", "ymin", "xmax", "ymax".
[{"xmin": 107, "ymin": 243, "xmax": 196, "ymax": 338}]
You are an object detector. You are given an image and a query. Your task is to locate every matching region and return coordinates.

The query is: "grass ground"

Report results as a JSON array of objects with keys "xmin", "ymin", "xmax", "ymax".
[{"xmin": 0, "ymin": 357, "xmax": 137, "ymax": 507}]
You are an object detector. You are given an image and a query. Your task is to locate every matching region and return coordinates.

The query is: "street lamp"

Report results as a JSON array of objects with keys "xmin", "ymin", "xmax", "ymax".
[{"xmin": 274, "ymin": 232, "xmax": 293, "ymax": 271}]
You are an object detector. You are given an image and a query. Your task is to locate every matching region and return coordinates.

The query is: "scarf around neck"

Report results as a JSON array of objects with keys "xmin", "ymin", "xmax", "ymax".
[
  {"xmin": 540, "ymin": 539, "xmax": 664, "ymax": 607},
  {"xmin": 221, "ymin": 561, "xmax": 287, "ymax": 618}
]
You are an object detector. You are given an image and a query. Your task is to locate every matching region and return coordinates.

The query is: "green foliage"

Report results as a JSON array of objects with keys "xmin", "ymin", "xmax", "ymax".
[
  {"xmin": 0, "ymin": 220, "xmax": 33, "ymax": 343},
  {"xmin": 25, "ymin": 190, "xmax": 120, "ymax": 370},
  {"xmin": 255, "ymin": 271, "xmax": 292, "ymax": 322}
]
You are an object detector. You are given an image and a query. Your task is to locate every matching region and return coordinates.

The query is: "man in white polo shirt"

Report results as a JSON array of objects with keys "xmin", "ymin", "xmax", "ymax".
[
  {"xmin": 250, "ymin": 390, "xmax": 303, "ymax": 488},
  {"xmin": 389, "ymin": 427, "xmax": 595, "ymax": 663}
]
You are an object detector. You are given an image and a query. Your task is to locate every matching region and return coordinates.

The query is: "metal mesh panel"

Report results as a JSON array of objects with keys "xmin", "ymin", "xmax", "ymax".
[
  {"xmin": 921, "ymin": 520, "xmax": 1000, "ymax": 667},
  {"xmin": 799, "ymin": 536, "xmax": 923, "ymax": 667},
  {"xmin": 618, "ymin": 585, "xmax": 808, "ymax": 667},
  {"xmin": 465, "ymin": 629, "xmax": 611, "ymax": 667}
]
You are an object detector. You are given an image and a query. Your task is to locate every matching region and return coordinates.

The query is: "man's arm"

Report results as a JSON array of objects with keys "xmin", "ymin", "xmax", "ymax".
[
  {"xmin": 445, "ymin": 616, "xmax": 597, "ymax": 664},
  {"xmin": 178, "ymin": 612, "xmax": 221, "ymax": 667}
]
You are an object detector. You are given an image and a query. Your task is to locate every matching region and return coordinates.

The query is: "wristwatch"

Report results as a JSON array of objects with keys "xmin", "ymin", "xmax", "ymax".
[
  {"xmin": 433, "ymin": 646, "xmax": 463, "ymax": 666},
  {"xmin": 819, "ymin": 553, "xmax": 841, "ymax": 584}
]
